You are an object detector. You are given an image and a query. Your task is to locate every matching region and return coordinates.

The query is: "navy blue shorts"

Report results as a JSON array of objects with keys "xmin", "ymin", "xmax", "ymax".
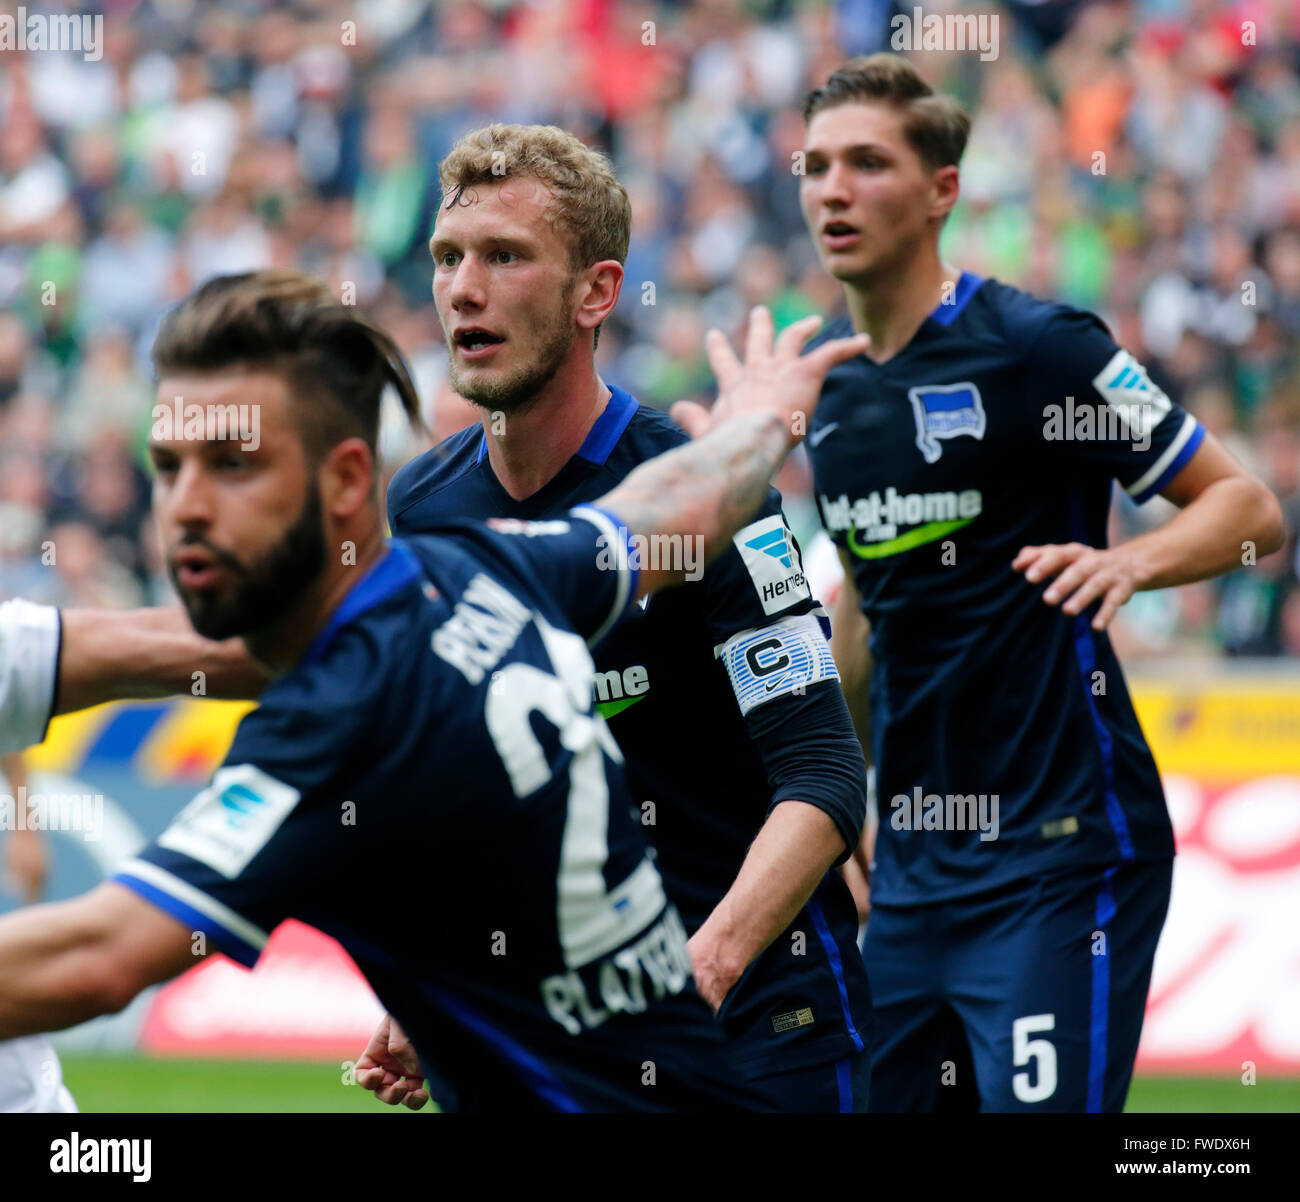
[
  {"xmin": 863, "ymin": 859, "xmax": 1172, "ymax": 1113},
  {"xmin": 746, "ymin": 1047, "xmax": 871, "ymax": 1113}
]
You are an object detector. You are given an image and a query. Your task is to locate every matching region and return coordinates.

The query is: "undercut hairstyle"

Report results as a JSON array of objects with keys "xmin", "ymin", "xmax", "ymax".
[
  {"xmin": 802, "ymin": 54, "xmax": 972, "ymax": 169},
  {"xmin": 439, "ymin": 123, "xmax": 631, "ymax": 271},
  {"xmin": 151, "ymin": 270, "xmax": 424, "ymax": 466}
]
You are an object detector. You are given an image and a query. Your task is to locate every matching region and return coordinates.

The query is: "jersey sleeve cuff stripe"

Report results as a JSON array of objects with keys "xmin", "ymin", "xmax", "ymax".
[
  {"xmin": 570, "ymin": 504, "xmax": 639, "ymax": 646},
  {"xmin": 112, "ymin": 857, "xmax": 267, "ymax": 968},
  {"xmin": 1125, "ymin": 414, "xmax": 1203, "ymax": 503}
]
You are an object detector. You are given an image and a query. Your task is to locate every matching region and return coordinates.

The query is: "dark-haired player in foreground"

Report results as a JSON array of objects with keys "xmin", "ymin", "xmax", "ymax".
[
  {"xmin": 0, "ymin": 124, "xmax": 874, "ymax": 1115},
  {"xmin": 0, "ymin": 271, "xmax": 868, "ymax": 1111},
  {"xmin": 799, "ymin": 55, "xmax": 1284, "ymax": 1112}
]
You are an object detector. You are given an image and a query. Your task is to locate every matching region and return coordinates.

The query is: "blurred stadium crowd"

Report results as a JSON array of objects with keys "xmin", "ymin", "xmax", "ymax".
[{"xmin": 0, "ymin": 0, "xmax": 1298, "ymax": 658}]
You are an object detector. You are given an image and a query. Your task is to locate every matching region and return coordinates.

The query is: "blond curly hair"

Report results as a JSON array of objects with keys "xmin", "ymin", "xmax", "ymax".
[{"xmin": 438, "ymin": 123, "xmax": 631, "ymax": 270}]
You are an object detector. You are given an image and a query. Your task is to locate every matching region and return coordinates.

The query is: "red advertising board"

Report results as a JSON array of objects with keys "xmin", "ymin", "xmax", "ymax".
[
  {"xmin": 1140, "ymin": 774, "xmax": 1300, "ymax": 1070},
  {"xmin": 139, "ymin": 920, "xmax": 383, "ymax": 1059}
]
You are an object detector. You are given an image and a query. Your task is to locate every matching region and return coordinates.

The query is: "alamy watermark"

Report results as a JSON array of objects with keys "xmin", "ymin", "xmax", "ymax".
[
  {"xmin": 0, "ymin": 7, "xmax": 103, "ymax": 61},
  {"xmin": 151, "ymin": 401, "xmax": 261, "ymax": 452},
  {"xmin": 50, "ymin": 1133, "xmax": 150, "ymax": 1182},
  {"xmin": 890, "ymin": 7, "xmax": 999, "ymax": 61},
  {"xmin": 890, "ymin": 787, "xmax": 1000, "ymax": 841},
  {"xmin": 1043, "ymin": 397, "xmax": 1155, "ymax": 452},
  {"xmin": 0, "ymin": 787, "xmax": 103, "ymax": 841},
  {"xmin": 596, "ymin": 528, "xmax": 704, "ymax": 582}
]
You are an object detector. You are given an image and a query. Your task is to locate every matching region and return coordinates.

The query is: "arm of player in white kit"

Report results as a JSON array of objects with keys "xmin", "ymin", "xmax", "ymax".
[
  {"xmin": 0, "ymin": 881, "xmax": 199, "ymax": 1040},
  {"xmin": 0, "ymin": 599, "xmax": 270, "ymax": 755},
  {"xmin": 0, "ymin": 600, "xmax": 60, "ymax": 756}
]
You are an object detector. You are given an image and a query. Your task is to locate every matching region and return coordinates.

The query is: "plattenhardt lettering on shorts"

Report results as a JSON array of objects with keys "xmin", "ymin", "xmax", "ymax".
[
  {"xmin": 50, "ymin": 1133, "xmax": 151, "ymax": 1182},
  {"xmin": 890, "ymin": 788, "xmax": 1000, "ymax": 842}
]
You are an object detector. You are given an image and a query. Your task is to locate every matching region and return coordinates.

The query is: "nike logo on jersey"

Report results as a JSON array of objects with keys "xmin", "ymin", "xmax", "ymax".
[{"xmin": 807, "ymin": 422, "xmax": 839, "ymax": 447}]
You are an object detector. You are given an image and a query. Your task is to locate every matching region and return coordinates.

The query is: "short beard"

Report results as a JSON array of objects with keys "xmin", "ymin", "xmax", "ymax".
[
  {"xmin": 446, "ymin": 284, "xmax": 576, "ymax": 415},
  {"xmin": 170, "ymin": 486, "xmax": 327, "ymax": 642}
]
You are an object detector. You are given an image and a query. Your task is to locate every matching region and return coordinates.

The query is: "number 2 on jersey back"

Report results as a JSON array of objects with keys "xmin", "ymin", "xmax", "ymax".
[{"xmin": 484, "ymin": 615, "xmax": 666, "ymax": 969}]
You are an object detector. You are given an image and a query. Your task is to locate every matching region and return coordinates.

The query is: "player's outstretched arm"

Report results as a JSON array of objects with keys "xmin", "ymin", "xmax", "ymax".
[
  {"xmin": 58, "ymin": 607, "xmax": 270, "ymax": 711},
  {"xmin": 0, "ymin": 598, "xmax": 270, "ymax": 756},
  {"xmin": 1013, "ymin": 433, "xmax": 1285, "ymax": 630},
  {"xmin": 1, "ymin": 600, "xmax": 268, "ymax": 754},
  {"xmin": 595, "ymin": 307, "xmax": 869, "ymax": 601},
  {"xmin": 0, "ymin": 882, "xmax": 198, "ymax": 1039}
]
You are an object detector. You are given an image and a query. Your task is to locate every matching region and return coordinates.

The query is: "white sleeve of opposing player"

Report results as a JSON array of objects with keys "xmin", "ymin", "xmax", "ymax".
[
  {"xmin": 0, "ymin": 600, "xmax": 61, "ymax": 754},
  {"xmin": 0, "ymin": 1036, "xmax": 78, "ymax": 1113}
]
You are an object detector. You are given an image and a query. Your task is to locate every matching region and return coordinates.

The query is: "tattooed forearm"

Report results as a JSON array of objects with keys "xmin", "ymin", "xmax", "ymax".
[{"xmin": 597, "ymin": 411, "xmax": 793, "ymax": 597}]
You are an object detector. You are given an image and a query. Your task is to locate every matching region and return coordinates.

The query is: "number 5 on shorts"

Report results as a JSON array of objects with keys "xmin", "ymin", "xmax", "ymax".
[{"xmin": 1012, "ymin": 1013, "xmax": 1057, "ymax": 1103}]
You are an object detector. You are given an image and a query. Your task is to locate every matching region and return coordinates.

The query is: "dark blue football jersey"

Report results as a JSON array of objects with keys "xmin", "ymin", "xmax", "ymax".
[
  {"xmin": 808, "ymin": 274, "xmax": 1197, "ymax": 905},
  {"xmin": 387, "ymin": 386, "xmax": 871, "ymax": 1078},
  {"xmin": 111, "ymin": 512, "xmax": 760, "ymax": 1112}
]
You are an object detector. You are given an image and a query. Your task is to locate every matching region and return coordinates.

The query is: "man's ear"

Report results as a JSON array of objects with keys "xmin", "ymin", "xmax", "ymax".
[
  {"xmin": 931, "ymin": 165, "xmax": 960, "ymax": 223},
  {"xmin": 576, "ymin": 260, "xmax": 624, "ymax": 334},
  {"xmin": 321, "ymin": 436, "xmax": 376, "ymax": 519}
]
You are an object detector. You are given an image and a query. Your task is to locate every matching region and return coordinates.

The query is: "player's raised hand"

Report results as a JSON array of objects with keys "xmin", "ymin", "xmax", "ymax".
[
  {"xmin": 353, "ymin": 1012, "xmax": 429, "ymax": 1111},
  {"xmin": 671, "ymin": 306, "xmax": 869, "ymax": 445}
]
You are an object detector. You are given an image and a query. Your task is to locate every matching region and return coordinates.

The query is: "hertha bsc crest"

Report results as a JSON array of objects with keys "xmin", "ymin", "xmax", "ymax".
[{"xmin": 908, "ymin": 382, "xmax": 987, "ymax": 463}]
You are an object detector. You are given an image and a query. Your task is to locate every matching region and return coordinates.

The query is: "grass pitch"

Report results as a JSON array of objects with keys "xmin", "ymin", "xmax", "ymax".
[
  {"xmin": 57, "ymin": 1055, "xmax": 1300, "ymax": 1113},
  {"xmin": 60, "ymin": 1055, "xmax": 416, "ymax": 1114}
]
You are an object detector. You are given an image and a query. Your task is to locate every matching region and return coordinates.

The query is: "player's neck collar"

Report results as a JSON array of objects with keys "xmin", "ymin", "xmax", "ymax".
[
  {"xmin": 300, "ymin": 542, "xmax": 423, "ymax": 666},
  {"xmin": 928, "ymin": 271, "xmax": 984, "ymax": 328},
  {"xmin": 476, "ymin": 384, "xmax": 638, "ymax": 470}
]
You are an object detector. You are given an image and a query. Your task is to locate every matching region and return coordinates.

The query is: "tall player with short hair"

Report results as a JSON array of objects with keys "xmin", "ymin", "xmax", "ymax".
[
  {"xmin": 0, "ymin": 271, "xmax": 869, "ymax": 1112},
  {"xmin": 797, "ymin": 55, "xmax": 1284, "ymax": 1112},
  {"xmin": 377, "ymin": 123, "xmax": 872, "ymax": 1111}
]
